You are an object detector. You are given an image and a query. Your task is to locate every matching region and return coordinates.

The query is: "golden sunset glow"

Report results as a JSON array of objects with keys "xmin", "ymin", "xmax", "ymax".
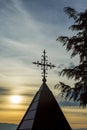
[{"xmin": 10, "ymin": 95, "xmax": 22, "ymax": 104}]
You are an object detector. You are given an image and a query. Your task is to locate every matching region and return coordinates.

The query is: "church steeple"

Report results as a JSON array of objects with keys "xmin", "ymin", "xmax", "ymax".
[
  {"xmin": 16, "ymin": 50, "xmax": 72, "ymax": 130},
  {"xmin": 32, "ymin": 50, "xmax": 56, "ymax": 83}
]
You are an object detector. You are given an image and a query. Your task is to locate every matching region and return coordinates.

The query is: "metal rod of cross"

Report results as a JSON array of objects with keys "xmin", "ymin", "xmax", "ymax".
[{"xmin": 32, "ymin": 50, "xmax": 56, "ymax": 83}]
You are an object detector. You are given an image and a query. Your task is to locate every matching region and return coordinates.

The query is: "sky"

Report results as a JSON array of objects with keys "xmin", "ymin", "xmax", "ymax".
[{"xmin": 0, "ymin": 0, "xmax": 87, "ymax": 129}]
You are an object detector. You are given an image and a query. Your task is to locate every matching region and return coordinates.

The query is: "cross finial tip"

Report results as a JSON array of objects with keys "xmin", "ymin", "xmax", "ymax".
[{"xmin": 32, "ymin": 50, "xmax": 56, "ymax": 83}]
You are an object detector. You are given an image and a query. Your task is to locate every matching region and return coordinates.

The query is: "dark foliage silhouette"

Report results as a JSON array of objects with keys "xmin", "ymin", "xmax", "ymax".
[{"xmin": 56, "ymin": 7, "xmax": 87, "ymax": 107}]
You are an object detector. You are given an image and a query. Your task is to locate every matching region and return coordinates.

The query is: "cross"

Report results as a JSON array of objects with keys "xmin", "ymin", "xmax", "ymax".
[{"xmin": 32, "ymin": 50, "xmax": 56, "ymax": 83}]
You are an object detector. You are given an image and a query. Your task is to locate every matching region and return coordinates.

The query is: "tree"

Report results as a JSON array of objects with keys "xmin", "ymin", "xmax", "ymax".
[{"xmin": 56, "ymin": 7, "xmax": 87, "ymax": 107}]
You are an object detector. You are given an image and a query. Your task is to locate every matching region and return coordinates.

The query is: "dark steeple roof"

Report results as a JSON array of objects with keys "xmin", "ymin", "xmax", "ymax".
[{"xmin": 17, "ymin": 82, "xmax": 72, "ymax": 130}]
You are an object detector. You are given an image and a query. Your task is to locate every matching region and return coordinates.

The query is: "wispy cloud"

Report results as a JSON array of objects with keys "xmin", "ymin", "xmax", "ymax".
[
  {"xmin": 0, "ymin": 123, "xmax": 17, "ymax": 130},
  {"xmin": 0, "ymin": 87, "xmax": 11, "ymax": 95}
]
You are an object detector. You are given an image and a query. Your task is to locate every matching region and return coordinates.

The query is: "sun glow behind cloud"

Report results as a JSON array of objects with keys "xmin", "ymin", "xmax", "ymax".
[{"xmin": 10, "ymin": 95, "xmax": 22, "ymax": 104}]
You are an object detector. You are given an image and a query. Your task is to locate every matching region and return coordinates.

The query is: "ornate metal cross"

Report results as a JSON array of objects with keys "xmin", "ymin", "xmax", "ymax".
[{"xmin": 32, "ymin": 50, "xmax": 56, "ymax": 83}]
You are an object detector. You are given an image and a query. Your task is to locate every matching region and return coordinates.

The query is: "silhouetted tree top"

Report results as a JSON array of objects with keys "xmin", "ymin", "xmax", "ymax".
[{"xmin": 56, "ymin": 7, "xmax": 87, "ymax": 107}]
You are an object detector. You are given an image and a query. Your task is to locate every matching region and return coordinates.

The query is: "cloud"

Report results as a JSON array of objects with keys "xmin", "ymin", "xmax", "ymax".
[
  {"xmin": 0, "ymin": 123, "xmax": 17, "ymax": 130},
  {"xmin": 0, "ymin": 87, "xmax": 12, "ymax": 105},
  {"xmin": 55, "ymin": 94, "xmax": 79, "ymax": 107},
  {"xmin": 0, "ymin": 107, "xmax": 26, "ymax": 112},
  {"xmin": 59, "ymin": 100, "xmax": 79, "ymax": 107},
  {"xmin": 20, "ymin": 0, "xmax": 75, "ymax": 25},
  {"xmin": 74, "ymin": 129, "xmax": 87, "ymax": 130},
  {"xmin": 21, "ymin": 83, "xmax": 40, "ymax": 88},
  {"xmin": 0, "ymin": 87, "xmax": 11, "ymax": 96},
  {"xmin": 68, "ymin": 62, "xmax": 76, "ymax": 69},
  {"xmin": 0, "ymin": 0, "xmax": 77, "ymax": 71},
  {"xmin": 0, "ymin": 123, "xmax": 86, "ymax": 130},
  {"xmin": 21, "ymin": 92, "xmax": 34, "ymax": 97},
  {"xmin": 0, "ymin": 38, "xmax": 34, "ymax": 60}
]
